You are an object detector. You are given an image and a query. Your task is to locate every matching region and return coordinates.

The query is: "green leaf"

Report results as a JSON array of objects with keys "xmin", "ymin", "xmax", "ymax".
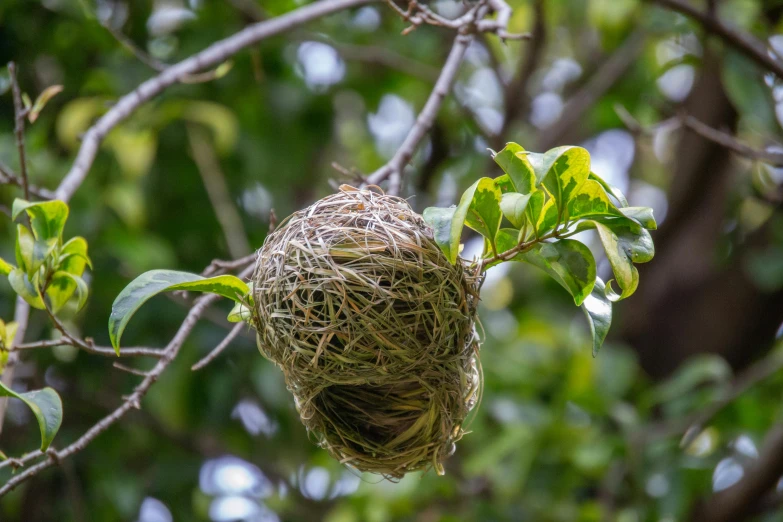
[
  {"xmin": 499, "ymin": 192, "xmax": 532, "ymax": 229},
  {"xmin": 536, "ymin": 195, "xmax": 559, "ymax": 235},
  {"xmin": 520, "ymin": 239, "xmax": 596, "ymax": 306},
  {"xmin": 46, "ymin": 271, "xmax": 89, "ymax": 313},
  {"xmin": 582, "ymin": 277, "xmax": 612, "ymax": 356},
  {"xmin": 28, "ymin": 85, "xmax": 63, "ymax": 123},
  {"xmin": 0, "ymin": 257, "xmax": 14, "ymax": 276},
  {"xmin": 593, "ymin": 221, "xmax": 654, "ymax": 301},
  {"xmin": 424, "ymin": 178, "xmax": 499, "ymax": 264},
  {"xmin": 464, "ymin": 178, "xmax": 503, "ymax": 254},
  {"xmin": 12, "ymin": 199, "xmax": 69, "ymax": 241},
  {"xmin": 619, "ymin": 207, "xmax": 657, "ymax": 230},
  {"xmin": 9, "ymin": 268, "xmax": 45, "ymax": 309},
  {"xmin": 0, "ymin": 382, "xmax": 63, "ymax": 451},
  {"xmin": 228, "ymin": 301, "xmax": 252, "ymax": 323},
  {"xmin": 567, "ymin": 179, "xmax": 625, "ymax": 222},
  {"xmin": 525, "ymin": 190, "xmax": 546, "ymax": 237},
  {"xmin": 589, "ymin": 172, "xmax": 628, "ymax": 207},
  {"xmin": 492, "ymin": 143, "xmax": 539, "ymax": 194},
  {"xmin": 2, "ymin": 321, "xmax": 18, "ymax": 350},
  {"xmin": 423, "ymin": 206, "xmax": 461, "ymax": 263},
  {"xmin": 493, "ymin": 174, "xmax": 515, "ymax": 194},
  {"xmin": 540, "ymin": 146, "xmax": 591, "ymax": 213},
  {"xmin": 59, "ymin": 236, "xmax": 92, "ymax": 275},
  {"xmin": 16, "ymin": 224, "xmax": 57, "ymax": 278},
  {"xmin": 109, "ymin": 270, "xmax": 250, "ymax": 353}
]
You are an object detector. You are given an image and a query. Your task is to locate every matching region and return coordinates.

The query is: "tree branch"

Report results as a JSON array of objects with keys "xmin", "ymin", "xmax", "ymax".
[
  {"xmin": 365, "ymin": 32, "xmax": 474, "ymax": 191},
  {"xmin": 537, "ymin": 29, "xmax": 646, "ymax": 150},
  {"xmin": 53, "ymin": 0, "xmax": 377, "ymax": 203},
  {"xmin": 8, "ymin": 62, "xmax": 30, "ymax": 201},
  {"xmin": 186, "ymin": 125, "xmax": 251, "ymax": 259},
  {"xmin": 648, "ymin": 0, "xmax": 783, "ymax": 79},
  {"xmin": 191, "ymin": 323, "xmax": 244, "ymax": 371},
  {"xmin": 616, "ymin": 104, "xmax": 783, "ymax": 166}
]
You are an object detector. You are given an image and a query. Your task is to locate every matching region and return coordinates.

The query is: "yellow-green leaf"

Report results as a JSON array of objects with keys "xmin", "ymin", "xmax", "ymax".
[
  {"xmin": 582, "ymin": 277, "xmax": 612, "ymax": 356},
  {"xmin": 0, "ymin": 382, "xmax": 63, "ymax": 451},
  {"xmin": 492, "ymin": 143, "xmax": 539, "ymax": 194},
  {"xmin": 620, "ymin": 207, "xmax": 657, "ymax": 230},
  {"xmin": 541, "ymin": 146, "xmax": 591, "ymax": 214},
  {"xmin": 59, "ymin": 236, "xmax": 92, "ymax": 275},
  {"xmin": 109, "ymin": 270, "xmax": 250, "ymax": 354},
  {"xmin": 566, "ymin": 179, "xmax": 625, "ymax": 222},
  {"xmin": 12, "ymin": 199, "xmax": 69, "ymax": 241},
  {"xmin": 0, "ymin": 257, "xmax": 14, "ymax": 276},
  {"xmin": 519, "ymin": 239, "xmax": 596, "ymax": 306},
  {"xmin": 500, "ymin": 192, "xmax": 532, "ymax": 229},
  {"xmin": 28, "ymin": 84, "xmax": 64, "ymax": 123},
  {"xmin": 423, "ymin": 178, "xmax": 493, "ymax": 264},
  {"xmin": 593, "ymin": 221, "xmax": 654, "ymax": 301},
  {"xmin": 464, "ymin": 178, "xmax": 503, "ymax": 255},
  {"xmin": 9, "ymin": 268, "xmax": 45, "ymax": 309},
  {"xmin": 46, "ymin": 271, "xmax": 89, "ymax": 314},
  {"xmin": 589, "ymin": 172, "xmax": 628, "ymax": 207},
  {"xmin": 16, "ymin": 224, "xmax": 57, "ymax": 278}
]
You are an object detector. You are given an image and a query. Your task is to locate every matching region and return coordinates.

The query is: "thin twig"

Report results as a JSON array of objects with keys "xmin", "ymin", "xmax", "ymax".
[
  {"xmin": 201, "ymin": 252, "xmax": 257, "ymax": 277},
  {"xmin": 7, "ymin": 63, "xmax": 29, "ymax": 201},
  {"xmin": 15, "ymin": 339, "xmax": 165, "ymax": 358},
  {"xmin": 54, "ymin": 0, "xmax": 377, "ymax": 203},
  {"xmin": 191, "ymin": 323, "xmax": 244, "ymax": 371},
  {"xmin": 186, "ymin": 125, "xmax": 251, "ymax": 259},
  {"xmin": 0, "ymin": 161, "xmax": 54, "ymax": 199},
  {"xmin": 112, "ymin": 362, "xmax": 152, "ymax": 377},
  {"xmin": 102, "ymin": 23, "xmax": 229, "ymax": 84},
  {"xmin": 648, "ymin": 0, "xmax": 783, "ymax": 79},
  {"xmin": 494, "ymin": 0, "xmax": 545, "ymax": 148},
  {"xmin": 616, "ymin": 105, "xmax": 783, "ymax": 166},
  {"xmin": 536, "ymin": 30, "xmax": 646, "ymax": 150},
  {"xmin": 0, "ymin": 264, "xmax": 254, "ymax": 494},
  {"xmin": 365, "ymin": 32, "xmax": 474, "ymax": 191},
  {"xmin": 679, "ymin": 350, "xmax": 783, "ymax": 448}
]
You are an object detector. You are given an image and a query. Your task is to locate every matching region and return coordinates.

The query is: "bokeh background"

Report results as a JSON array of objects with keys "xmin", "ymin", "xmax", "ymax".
[{"xmin": 2, "ymin": 0, "xmax": 783, "ymax": 520}]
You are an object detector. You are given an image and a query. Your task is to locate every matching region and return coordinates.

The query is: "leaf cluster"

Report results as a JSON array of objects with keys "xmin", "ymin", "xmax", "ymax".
[{"xmin": 423, "ymin": 143, "xmax": 657, "ymax": 355}]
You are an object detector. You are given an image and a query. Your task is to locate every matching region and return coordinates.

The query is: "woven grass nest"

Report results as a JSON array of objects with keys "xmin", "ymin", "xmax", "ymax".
[{"xmin": 251, "ymin": 188, "xmax": 483, "ymax": 478}]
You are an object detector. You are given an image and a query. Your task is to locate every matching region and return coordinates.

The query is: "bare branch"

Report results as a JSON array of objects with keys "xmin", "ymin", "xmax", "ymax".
[
  {"xmin": 102, "ymin": 22, "xmax": 229, "ymax": 84},
  {"xmin": 537, "ymin": 30, "xmax": 646, "ymax": 150},
  {"xmin": 494, "ymin": 0, "xmax": 546, "ymax": 148},
  {"xmin": 0, "ymin": 294, "xmax": 217, "ymax": 495},
  {"xmin": 0, "ymin": 262, "xmax": 253, "ymax": 494},
  {"xmin": 53, "ymin": 0, "xmax": 377, "ymax": 203},
  {"xmin": 365, "ymin": 32, "xmax": 474, "ymax": 191},
  {"xmin": 680, "ymin": 349, "xmax": 783, "ymax": 449},
  {"xmin": 616, "ymin": 105, "xmax": 783, "ymax": 166},
  {"xmin": 0, "ymin": 161, "xmax": 54, "ymax": 199},
  {"xmin": 201, "ymin": 252, "xmax": 257, "ymax": 277},
  {"xmin": 15, "ymin": 339, "xmax": 165, "ymax": 358},
  {"xmin": 191, "ymin": 323, "xmax": 244, "ymax": 371},
  {"xmin": 7, "ymin": 62, "xmax": 30, "ymax": 201},
  {"xmin": 112, "ymin": 362, "xmax": 152, "ymax": 377},
  {"xmin": 186, "ymin": 125, "xmax": 251, "ymax": 259},
  {"xmin": 648, "ymin": 0, "xmax": 783, "ymax": 79}
]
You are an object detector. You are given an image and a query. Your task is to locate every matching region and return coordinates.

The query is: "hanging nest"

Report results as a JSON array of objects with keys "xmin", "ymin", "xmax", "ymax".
[{"xmin": 251, "ymin": 188, "xmax": 483, "ymax": 478}]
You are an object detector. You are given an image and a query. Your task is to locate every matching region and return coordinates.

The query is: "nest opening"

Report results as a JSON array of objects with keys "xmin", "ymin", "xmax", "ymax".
[{"xmin": 252, "ymin": 188, "xmax": 482, "ymax": 478}]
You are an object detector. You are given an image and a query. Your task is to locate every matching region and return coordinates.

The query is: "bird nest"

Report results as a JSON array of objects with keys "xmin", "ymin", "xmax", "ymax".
[{"xmin": 251, "ymin": 188, "xmax": 483, "ymax": 478}]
